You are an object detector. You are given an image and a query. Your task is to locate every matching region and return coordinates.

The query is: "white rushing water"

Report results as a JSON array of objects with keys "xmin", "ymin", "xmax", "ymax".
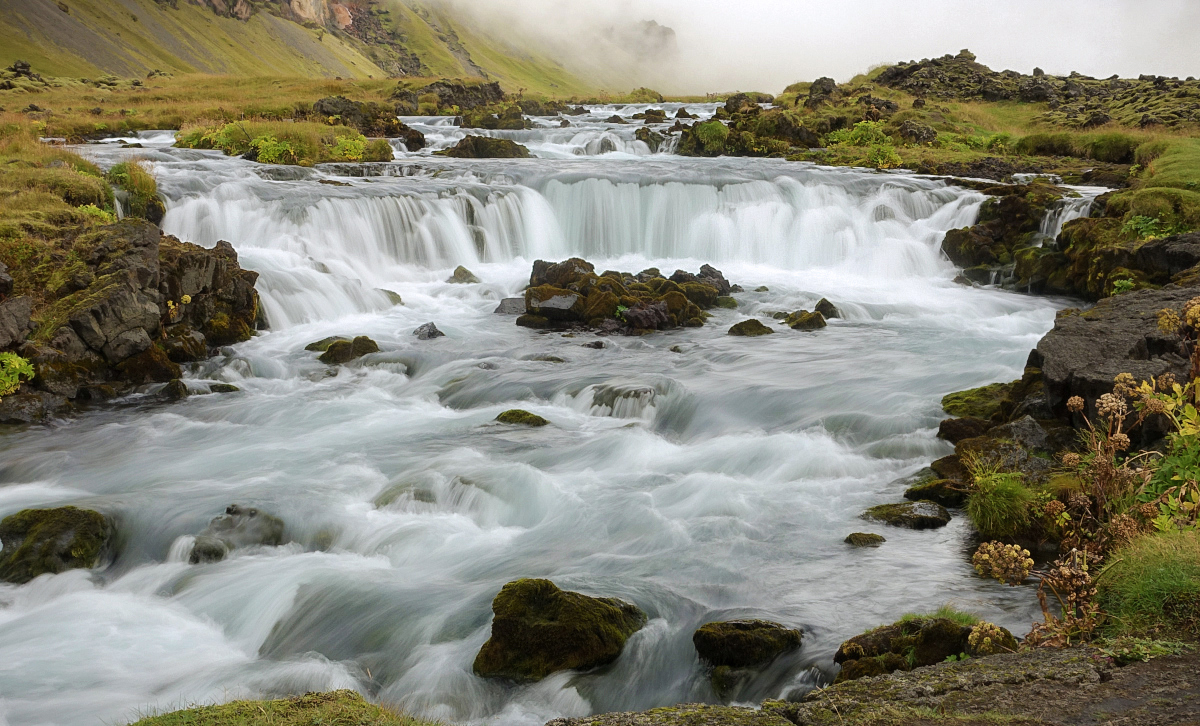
[{"xmin": 0, "ymin": 112, "xmax": 1062, "ymax": 726}]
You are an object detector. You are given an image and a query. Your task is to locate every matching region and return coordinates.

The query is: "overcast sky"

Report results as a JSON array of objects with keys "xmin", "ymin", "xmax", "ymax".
[{"xmin": 456, "ymin": 0, "xmax": 1200, "ymax": 93}]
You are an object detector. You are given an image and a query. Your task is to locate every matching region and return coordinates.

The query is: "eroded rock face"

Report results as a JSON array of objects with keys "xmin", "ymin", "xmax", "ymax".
[
  {"xmin": 693, "ymin": 620, "xmax": 803, "ymax": 668},
  {"xmin": 473, "ymin": 578, "xmax": 646, "ymax": 682},
  {"xmin": 4, "ymin": 221, "xmax": 260, "ymax": 422},
  {"xmin": 0, "ymin": 506, "xmax": 113, "ymax": 583},
  {"xmin": 189, "ymin": 504, "xmax": 285, "ymax": 564}
]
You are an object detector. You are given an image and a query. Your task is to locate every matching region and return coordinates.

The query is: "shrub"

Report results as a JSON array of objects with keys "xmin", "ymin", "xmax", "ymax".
[
  {"xmin": 363, "ymin": 138, "xmax": 394, "ymax": 162},
  {"xmin": 0, "ymin": 352, "xmax": 34, "ymax": 399},
  {"xmin": 827, "ymin": 120, "xmax": 892, "ymax": 147},
  {"xmin": 966, "ymin": 469, "xmax": 1033, "ymax": 538},
  {"xmin": 1087, "ymin": 133, "xmax": 1139, "ymax": 164},
  {"xmin": 866, "ymin": 143, "xmax": 902, "ymax": 169},
  {"xmin": 1098, "ymin": 531, "xmax": 1200, "ymax": 637},
  {"xmin": 250, "ymin": 135, "xmax": 299, "ymax": 165},
  {"xmin": 76, "ymin": 204, "xmax": 115, "ymax": 224},
  {"xmin": 330, "ymin": 135, "xmax": 366, "ymax": 161},
  {"xmin": 693, "ymin": 120, "xmax": 729, "ymax": 154}
]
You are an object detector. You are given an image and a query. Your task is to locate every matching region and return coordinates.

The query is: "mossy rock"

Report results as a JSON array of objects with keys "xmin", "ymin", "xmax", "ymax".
[
  {"xmin": 862, "ymin": 501, "xmax": 951, "ymax": 529},
  {"xmin": 845, "ymin": 532, "xmax": 886, "ymax": 547},
  {"xmin": 318, "ymin": 336, "xmax": 379, "ymax": 364},
  {"xmin": 834, "ymin": 617, "xmax": 974, "ymax": 683},
  {"xmin": 714, "ymin": 296, "xmax": 738, "ymax": 309},
  {"xmin": 0, "ymin": 506, "xmax": 114, "ymax": 584},
  {"xmin": 305, "ymin": 336, "xmax": 350, "ymax": 352},
  {"xmin": 693, "ymin": 620, "xmax": 803, "ymax": 668},
  {"xmin": 754, "ymin": 286, "xmax": 770, "ymax": 292},
  {"xmin": 447, "ymin": 265, "xmax": 481, "ymax": 284},
  {"xmin": 445, "ymin": 136, "xmax": 531, "ymax": 158},
  {"xmin": 728, "ymin": 320, "xmax": 775, "ymax": 336},
  {"xmin": 473, "ymin": 578, "xmax": 647, "ymax": 682},
  {"xmin": 902, "ymin": 479, "xmax": 966, "ymax": 508},
  {"xmin": 814, "ymin": 298, "xmax": 840, "ymax": 318},
  {"xmin": 941, "ymin": 382, "xmax": 1013, "ymax": 420},
  {"xmin": 496, "ymin": 409, "xmax": 549, "ymax": 426},
  {"xmin": 785, "ymin": 310, "xmax": 827, "ymax": 330}
]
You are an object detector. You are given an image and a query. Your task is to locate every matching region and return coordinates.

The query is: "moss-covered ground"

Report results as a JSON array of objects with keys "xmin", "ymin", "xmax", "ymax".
[{"xmin": 129, "ymin": 690, "xmax": 439, "ymax": 726}]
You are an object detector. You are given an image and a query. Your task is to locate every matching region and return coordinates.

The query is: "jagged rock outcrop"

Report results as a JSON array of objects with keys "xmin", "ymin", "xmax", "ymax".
[
  {"xmin": 392, "ymin": 80, "xmax": 505, "ymax": 113},
  {"xmin": 1, "ymin": 220, "xmax": 260, "ymax": 423}
]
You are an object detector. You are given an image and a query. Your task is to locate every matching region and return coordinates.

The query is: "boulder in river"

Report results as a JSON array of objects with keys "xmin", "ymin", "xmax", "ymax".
[
  {"xmin": 861, "ymin": 501, "xmax": 951, "ymax": 529},
  {"xmin": 728, "ymin": 319, "xmax": 774, "ymax": 336},
  {"xmin": 0, "ymin": 506, "xmax": 114, "ymax": 583},
  {"xmin": 902, "ymin": 478, "xmax": 966, "ymax": 508},
  {"xmin": 317, "ymin": 335, "xmax": 379, "ymax": 364},
  {"xmin": 447, "ymin": 265, "xmax": 481, "ymax": 284},
  {"xmin": 938, "ymin": 416, "xmax": 993, "ymax": 443},
  {"xmin": 494, "ymin": 298, "xmax": 525, "ymax": 315},
  {"xmin": 814, "ymin": 298, "xmax": 841, "ymax": 319},
  {"xmin": 473, "ymin": 578, "xmax": 647, "ymax": 682},
  {"xmin": 445, "ymin": 136, "xmax": 531, "ymax": 159},
  {"xmin": 785, "ymin": 310, "xmax": 826, "ymax": 330},
  {"xmin": 190, "ymin": 504, "xmax": 285, "ymax": 564},
  {"xmin": 844, "ymin": 532, "xmax": 886, "ymax": 547},
  {"xmin": 693, "ymin": 620, "xmax": 803, "ymax": 668},
  {"xmin": 413, "ymin": 322, "xmax": 444, "ymax": 340},
  {"xmin": 496, "ymin": 409, "xmax": 549, "ymax": 426}
]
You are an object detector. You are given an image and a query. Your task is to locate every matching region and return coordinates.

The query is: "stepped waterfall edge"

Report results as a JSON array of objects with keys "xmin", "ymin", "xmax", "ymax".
[{"xmin": 0, "ymin": 129, "xmax": 1068, "ymax": 726}]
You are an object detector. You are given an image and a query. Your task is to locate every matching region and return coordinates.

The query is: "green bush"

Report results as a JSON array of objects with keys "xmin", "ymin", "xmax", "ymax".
[
  {"xmin": 866, "ymin": 144, "xmax": 902, "ymax": 169},
  {"xmin": 1098, "ymin": 531, "xmax": 1200, "ymax": 637},
  {"xmin": 363, "ymin": 138, "xmax": 394, "ymax": 162},
  {"xmin": 966, "ymin": 470, "xmax": 1033, "ymax": 538},
  {"xmin": 694, "ymin": 120, "xmax": 730, "ymax": 154},
  {"xmin": 827, "ymin": 120, "xmax": 892, "ymax": 147},
  {"xmin": 0, "ymin": 352, "xmax": 34, "ymax": 399}
]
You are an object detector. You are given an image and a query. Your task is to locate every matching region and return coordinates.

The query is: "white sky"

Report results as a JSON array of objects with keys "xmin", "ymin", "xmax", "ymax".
[{"xmin": 455, "ymin": 0, "xmax": 1200, "ymax": 93}]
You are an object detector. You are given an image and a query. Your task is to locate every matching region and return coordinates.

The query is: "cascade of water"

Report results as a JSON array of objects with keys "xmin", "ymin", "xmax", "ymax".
[{"xmin": 1037, "ymin": 185, "xmax": 1108, "ymax": 245}]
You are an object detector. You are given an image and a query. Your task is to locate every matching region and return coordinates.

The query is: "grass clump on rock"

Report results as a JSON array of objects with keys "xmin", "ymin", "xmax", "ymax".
[
  {"xmin": 129, "ymin": 690, "xmax": 436, "ymax": 726},
  {"xmin": 107, "ymin": 159, "xmax": 165, "ymax": 223},
  {"xmin": 965, "ymin": 469, "xmax": 1033, "ymax": 539},
  {"xmin": 473, "ymin": 578, "xmax": 646, "ymax": 682},
  {"xmin": 496, "ymin": 409, "xmax": 549, "ymax": 426},
  {"xmin": 0, "ymin": 506, "xmax": 113, "ymax": 583}
]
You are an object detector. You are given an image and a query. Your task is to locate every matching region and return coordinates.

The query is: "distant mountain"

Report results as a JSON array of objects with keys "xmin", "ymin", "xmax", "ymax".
[{"xmin": 0, "ymin": 0, "xmax": 670, "ymax": 96}]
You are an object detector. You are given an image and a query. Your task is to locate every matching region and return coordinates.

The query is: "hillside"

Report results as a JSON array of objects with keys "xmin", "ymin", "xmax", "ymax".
[{"xmin": 0, "ymin": 0, "xmax": 600, "ymax": 95}]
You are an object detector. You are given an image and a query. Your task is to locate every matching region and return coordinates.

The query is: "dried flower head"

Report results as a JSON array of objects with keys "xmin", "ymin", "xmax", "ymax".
[
  {"xmin": 1069, "ymin": 492, "xmax": 1092, "ymax": 512},
  {"xmin": 1067, "ymin": 396, "xmax": 1086, "ymax": 413},
  {"xmin": 1158, "ymin": 373, "xmax": 1177, "ymax": 392},
  {"xmin": 1145, "ymin": 397, "xmax": 1167, "ymax": 415},
  {"xmin": 1113, "ymin": 372, "xmax": 1137, "ymax": 399},
  {"xmin": 1044, "ymin": 499, "xmax": 1066, "ymax": 518},
  {"xmin": 1097, "ymin": 393, "xmax": 1128, "ymax": 420},
  {"xmin": 1061, "ymin": 452, "xmax": 1082, "ymax": 467},
  {"xmin": 1111, "ymin": 433, "xmax": 1131, "ymax": 451},
  {"xmin": 1138, "ymin": 502, "xmax": 1159, "ymax": 521},
  {"xmin": 1109, "ymin": 513, "xmax": 1143, "ymax": 546},
  {"xmin": 972, "ymin": 541, "xmax": 1034, "ymax": 586},
  {"xmin": 968, "ymin": 622, "xmax": 1012, "ymax": 656},
  {"xmin": 1186, "ymin": 298, "xmax": 1200, "ymax": 328},
  {"xmin": 1158, "ymin": 308, "xmax": 1182, "ymax": 334}
]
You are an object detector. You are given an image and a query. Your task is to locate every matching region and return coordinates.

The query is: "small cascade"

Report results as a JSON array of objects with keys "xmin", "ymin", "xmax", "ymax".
[{"xmin": 1037, "ymin": 185, "xmax": 1108, "ymax": 246}]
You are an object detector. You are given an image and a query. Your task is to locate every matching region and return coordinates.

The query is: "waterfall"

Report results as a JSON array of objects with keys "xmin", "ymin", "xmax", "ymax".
[{"xmin": 1038, "ymin": 185, "xmax": 1108, "ymax": 245}]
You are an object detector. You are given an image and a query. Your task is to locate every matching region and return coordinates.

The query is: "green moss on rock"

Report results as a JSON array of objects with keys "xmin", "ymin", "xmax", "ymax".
[
  {"xmin": 473, "ymin": 578, "xmax": 647, "ymax": 681},
  {"xmin": 693, "ymin": 620, "xmax": 803, "ymax": 668},
  {"xmin": 862, "ymin": 501, "xmax": 951, "ymax": 529},
  {"xmin": 785, "ymin": 310, "xmax": 827, "ymax": 330},
  {"xmin": 845, "ymin": 532, "xmax": 886, "ymax": 547},
  {"xmin": 902, "ymin": 478, "xmax": 967, "ymax": 507},
  {"xmin": 496, "ymin": 409, "xmax": 549, "ymax": 426},
  {"xmin": 728, "ymin": 319, "xmax": 775, "ymax": 336},
  {"xmin": 941, "ymin": 382, "xmax": 1013, "ymax": 420},
  {"xmin": 0, "ymin": 506, "xmax": 113, "ymax": 584},
  {"xmin": 128, "ymin": 690, "xmax": 434, "ymax": 726}
]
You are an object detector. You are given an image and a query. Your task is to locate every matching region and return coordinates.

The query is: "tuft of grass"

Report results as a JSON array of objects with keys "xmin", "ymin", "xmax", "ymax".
[
  {"xmin": 966, "ymin": 468, "xmax": 1033, "ymax": 539},
  {"xmin": 128, "ymin": 690, "xmax": 440, "ymax": 726},
  {"xmin": 175, "ymin": 120, "xmax": 387, "ymax": 166},
  {"xmin": 898, "ymin": 605, "xmax": 981, "ymax": 628},
  {"xmin": 1098, "ymin": 531, "xmax": 1200, "ymax": 639}
]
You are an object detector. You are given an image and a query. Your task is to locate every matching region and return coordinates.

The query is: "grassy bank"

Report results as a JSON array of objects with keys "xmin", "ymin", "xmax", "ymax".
[{"xmin": 130, "ymin": 690, "xmax": 438, "ymax": 726}]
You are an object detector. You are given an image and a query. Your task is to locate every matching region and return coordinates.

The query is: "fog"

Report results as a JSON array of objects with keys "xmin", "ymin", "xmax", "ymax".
[{"xmin": 449, "ymin": 0, "xmax": 1200, "ymax": 94}]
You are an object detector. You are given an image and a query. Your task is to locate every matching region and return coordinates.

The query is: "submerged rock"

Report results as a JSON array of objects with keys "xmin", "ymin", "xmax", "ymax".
[
  {"xmin": 693, "ymin": 620, "xmax": 803, "ymax": 668},
  {"xmin": 189, "ymin": 504, "xmax": 285, "ymax": 564},
  {"xmin": 413, "ymin": 322, "xmax": 444, "ymax": 340},
  {"xmin": 494, "ymin": 298, "xmax": 525, "ymax": 315},
  {"xmin": 447, "ymin": 265, "xmax": 481, "ymax": 284},
  {"xmin": 728, "ymin": 320, "xmax": 774, "ymax": 336},
  {"xmin": 496, "ymin": 409, "xmax": 549, "ymax": 426},
  {"xmin": 862, "ymin": 501, "xmax": 951, "ymax": 529},
  {"xmin": 844, "ymin": 532, "xmax": 886, "ymax": 547},
  {"xmin": 0, "ymin": 506, "xmax": 114, "ymax": 583},
  {"xmin": 473, "ymin": 578, "xmax": 646, "ymax": 682}
]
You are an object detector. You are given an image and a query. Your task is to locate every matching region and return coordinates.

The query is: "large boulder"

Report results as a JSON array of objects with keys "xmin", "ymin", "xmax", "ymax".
[
  {"xmin": 473, "ymin": 578, "xmax": 646, "ymax": 682},
  {"xmin": 445, "ymin": 136, "xmax": 531, "ymax": 159},
  {"xmin": 729, "ymin": 319, "xmax": 774, "ymax": 336},
  {"xmin": 693, "ymin": 620, "xmax": 803, "ymax": 668},
  {"xmin": 0, "ymin": 506, "xmax": 113, "ymax": 583},
  {"xmin": 189, "ymin": 504, "xmax": 285, "ymax": 564}
]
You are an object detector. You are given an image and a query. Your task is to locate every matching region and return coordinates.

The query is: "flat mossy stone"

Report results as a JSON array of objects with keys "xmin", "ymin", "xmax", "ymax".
[
  {"xmin": 728, "ymin": 319, "xmax": 774, "ymax": 336},
  {"xmin": 845, "ymin": 532, "xmax": 886, "ymax": 547},
  {"xmin": 902, "ymin": 479, "xmax": 967, "ymax": 507},
  {"xmin": 473, "ymin": 578, "xmax": 647, "ymax": 682},
  {"xmin": 496, "ymin": 409, "xmax": 549, "ymax": 426},
  {"xmin": 0, "ymin": 506, "xmax": 114, "ymax": 584},
  {"xmin": 861, "ymin": 501, "xmax": 951, "ymax": 529},
  {"xmin": 714, "ymin": 296, "xmax": 738, "ymax": 309},
  {"xmin": 693, "ymin": 620, "xmax": 803, "ymax": 668},
  {"xmin": 305, "ymin": 336, "xmax": 350, "ymax": 352},
  {"xmin": 941, "ymin": 381, "xmax": 1013, "ymax": 420}
]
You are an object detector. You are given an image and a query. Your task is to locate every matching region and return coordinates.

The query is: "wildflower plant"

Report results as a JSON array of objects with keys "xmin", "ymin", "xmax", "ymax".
[{"xmin": 0, "ymin": 352, "xmax": 34, "ymax": 400}]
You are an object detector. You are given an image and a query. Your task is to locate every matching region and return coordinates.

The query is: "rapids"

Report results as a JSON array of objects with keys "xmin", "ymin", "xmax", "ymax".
[{"xmin": 0, "ymin": 106, "xmax": 1063, "ymax": 726}]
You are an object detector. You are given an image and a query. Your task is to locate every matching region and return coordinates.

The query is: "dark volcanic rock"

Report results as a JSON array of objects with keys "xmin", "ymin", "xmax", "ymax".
[
  {"xmin": 832, "ymin": 616, "xmax": 1017, "ymax": 683},
  {"xmin": 938, "ymin": 416, "xmax": 992, "ymax": 443},
  {"xmin": 445, "ymin": 136, "xmax": 531, "ymax": 159},
  {"xmin": 413, "ymin": 322, "xmax": 445, "ymax": 340},
  {"xmin": 693, "ymin": 620, "xmax": 803, "ymax": 668},
  {"xmin": 473, "ymin": 578, "xmax": 646, "ymax": 682},
  {"xmin": 0, "ymin": 506, "xmax": 113, "ymax": 583},
  {"xmin": 862, "ymin": 501, "xmax": 951, "ymax": 529}
]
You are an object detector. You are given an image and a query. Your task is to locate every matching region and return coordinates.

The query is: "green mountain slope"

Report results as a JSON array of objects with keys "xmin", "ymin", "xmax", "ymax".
[{"xmin": 0, "ymin": 0, "xmax": 597, "ymax": 95}]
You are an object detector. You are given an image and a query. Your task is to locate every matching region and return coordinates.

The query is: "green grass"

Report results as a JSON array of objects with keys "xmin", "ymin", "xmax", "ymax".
[
  {"xmin": 174, "ymin": 120, "xmax": 391, "ymax": 166},
  {"xmin": 1099, "ymin": 531, "xmax": 1200, "ymax": 639},
  {"xmin": 129, "ymin": 690, "xmax": 439, "ymax": 726},
  {"xmin": 966, "ymin": 471, "xmax": 1033, "ymax": 539},
  {"xmin": 898, "ymin": 605, "xmax": 981, "ymax": 627}
]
